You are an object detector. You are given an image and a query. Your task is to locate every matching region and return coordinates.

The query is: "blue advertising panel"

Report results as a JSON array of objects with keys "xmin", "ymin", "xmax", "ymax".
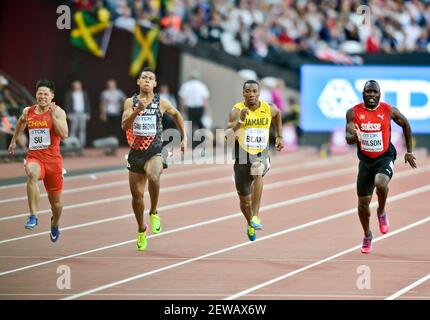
[{"xmin": 300, "ymin": 65, "xmax": 430, "ymax": 133}]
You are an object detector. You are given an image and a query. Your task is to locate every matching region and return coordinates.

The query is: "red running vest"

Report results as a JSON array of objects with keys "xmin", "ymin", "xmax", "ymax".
[
  {"xmin": 27, "ymin": 105, "xmax": 62, "ymax": 162},
  {"xmin": 353, "ymin": 102, "xmax": 392, "ymax": 159}
]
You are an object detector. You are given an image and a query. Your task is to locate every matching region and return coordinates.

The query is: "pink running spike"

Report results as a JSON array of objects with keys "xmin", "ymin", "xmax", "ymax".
[
  {"xmin": 361, "ymin": 235, "xmax": 372, "ymax": 254},
  {"xmin": 378, "ymin": 212, "xmax": 390, "ymax": 234}
]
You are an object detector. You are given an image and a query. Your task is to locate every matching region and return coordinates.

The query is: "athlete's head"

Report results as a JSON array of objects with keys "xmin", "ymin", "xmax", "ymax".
[
  {"xmin": 243, "ymin": 80, "xmax": 260, "ymax": 107},
  {"xmin": 138, "ymin": 67, "xmax": 157, "ymax": 93},
  {"xmin": 35, "ymin": 79, "xmax": 55, "ymax": 108},
  {"xmin": 362, "ymin": 80, "xmax": 380, "ymax": 109}
]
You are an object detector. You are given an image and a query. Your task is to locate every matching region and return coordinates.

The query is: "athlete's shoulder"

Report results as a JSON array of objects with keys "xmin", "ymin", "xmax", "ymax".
[
  {"xmin": 22, "ymin": 106, "xmax": 34, "ymax": 118},
  {"xmin": 379, "ymin": 101, "xmax": 393, "ymax": 109},
  {"xmin": 352, "ymin": 102, "xmax": 363, "ymax": 110},
  {"xmin": 124, "ymin": 97, "xmax": 134, "ymax": 108},
  {"xmin": 232, "ymin": 101, "xmax": 245, "ymax": 110},
  {"xmin": 264, "ymin": 100, "xmax": 275, "ymax": 110}
]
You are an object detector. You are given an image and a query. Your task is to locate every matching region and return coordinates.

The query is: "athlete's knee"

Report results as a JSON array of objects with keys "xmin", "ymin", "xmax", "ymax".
[
  {"xmin": 357, "ymin": 199, "xmax": 371, "ymax": 214},
  {"xmin": 131, "ymin": 191, "xmax": 144, "ymax": 202},
  {"xmin": 146, "ymin": 171, "xmax": 161, "ymax": 184},
  {"xmin": 27, "ymin": 168, "xmax": 40, "ymax": 181},
  {"xmin": 51, "ymin": 199, "xmax": 63, "ymax": 210},
  {"xmin": 375, "ymin": 180, "xmax": 388, "ymax": 192},
  {"xmin": 239, "ymin": 197, "xmax": 252, "ymax": 210}
]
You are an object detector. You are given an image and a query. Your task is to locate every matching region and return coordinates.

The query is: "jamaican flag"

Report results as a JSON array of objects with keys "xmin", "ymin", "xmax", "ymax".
[
  {"xmin": 70, "ymin": 9, "xmax": 112, "ymax": 58},
  {"xmin": 129, "ymin": 24, "xmax": 160, "ymax": 77}
]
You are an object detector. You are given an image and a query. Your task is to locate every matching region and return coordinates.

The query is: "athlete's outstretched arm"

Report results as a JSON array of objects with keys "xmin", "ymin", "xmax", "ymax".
[
  {"xmin": 160, "ymin": 98, "xmax": 188, "ymax": 153},
  {"xmin": 269, "ymin": 103, "xmax": 284, "ymax": 151},
  {"xmin": 345, "ymin": 108, "xmax": 360, "ymax": 144},
  {"xmin": 50, "ymin": 104, "xmax": 68, "ymax": 139},
  {"xmin": 8, "ymin": 107, "xmax": 29, "ymax": 154},
  {"xmin": 391, "ymin": 107, "xmax": 417, "ymax": 168}
]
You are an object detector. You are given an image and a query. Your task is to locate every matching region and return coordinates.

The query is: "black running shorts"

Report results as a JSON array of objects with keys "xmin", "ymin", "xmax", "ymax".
[
  {"xmin": 127, "ymin": 147, "xmax": 168, "ymax": 174},
  {"xmin": 234, "ymin": 156, "xmax": 270, "ymax": 196},
  {"xmin": 357, "ymin": 156, "xmax": 395, "ymax": 197}
]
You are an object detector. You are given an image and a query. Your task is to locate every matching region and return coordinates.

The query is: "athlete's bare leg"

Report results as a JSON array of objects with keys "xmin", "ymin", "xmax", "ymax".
[
  {"xmin": 48, "ymin": 193, "xmax": 63, "ymax": 227},
  {"xmin": 358, "ymin": 195, "xmax": 372, "ymax": 236},
  {"xmin": 239, "ymin": 194, "xmax": 253, "ymax": 225},
  {"xmin": 375, "ymin": 173, "xmax": 390, "ymax": 217},
  {"xmin": 25, "ymin": 162, "xmax": 41, "ymax": 216},
  {"xmin": 144, "ymin": 156, "xmax": 164, "ymax": 214},
  {"xmin": 251, "ymin": 175, "xmax": 263, "ymax": 219},
  {"xmin": 129, "ymin": 171, "xmax": 147, "ymax": 233}
]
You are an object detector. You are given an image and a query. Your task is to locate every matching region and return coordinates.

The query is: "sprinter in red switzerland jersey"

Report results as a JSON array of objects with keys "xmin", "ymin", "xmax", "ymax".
[{"xmin": 346, "ymin": 80, "xmax": 417, "ymax": 254}]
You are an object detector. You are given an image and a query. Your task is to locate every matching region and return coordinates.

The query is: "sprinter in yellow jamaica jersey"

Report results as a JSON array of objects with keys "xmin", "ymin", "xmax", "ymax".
[{"xmin": 226, "ymin": 80, "xmax": 284, "ymax": 241}]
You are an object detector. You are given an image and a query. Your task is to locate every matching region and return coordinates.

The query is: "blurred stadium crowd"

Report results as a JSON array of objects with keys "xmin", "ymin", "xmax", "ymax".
[{"xmin": 71, "ymin": 0, "xmax": 430, "ymax": 60}]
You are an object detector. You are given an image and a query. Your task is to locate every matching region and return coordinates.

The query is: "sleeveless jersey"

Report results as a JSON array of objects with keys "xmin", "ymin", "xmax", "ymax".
[
  {"xmin": 126, "ymin": 94, "xmax": 163, "ymax": 151},
  {"xmin": 27, "ymin": 105, "xmax": 62, "ymax": 162},
  {"xmin": 353, "ymin": 102, "xmax": 393, "ymax": 159},
  {"xmin": 233, "ymin": 100, "xmax": 272, "ymax": 156}
]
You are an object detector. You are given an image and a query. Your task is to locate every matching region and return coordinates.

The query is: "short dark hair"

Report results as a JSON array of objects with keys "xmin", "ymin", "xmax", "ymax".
[
  {"xmin": 363, "ymin": 80, "xmax": 380, "ymax": 90},
  {"xmin": 140, "ymin": 67, "xmax": 156, "ymax": 79},
  {"xmin": 243, "ymin": 79, "xmax": 259, "ymax": 90},
  {"xmin": 36, "ymin": 79, "xmax": 55, "ymax": 93}
]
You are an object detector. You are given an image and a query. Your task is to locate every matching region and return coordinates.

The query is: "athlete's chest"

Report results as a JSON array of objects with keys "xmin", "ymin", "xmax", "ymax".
[
  {"xmin": 27, "ymin": 114, "xmax": 52, "ymax": 129},
  {"xmin": 355, "ymin": 108, "xmax": 390, "ymax": 132},
  {"xmin": 244, "ymin": 109, "xmax": 271, "ymax": 127}
]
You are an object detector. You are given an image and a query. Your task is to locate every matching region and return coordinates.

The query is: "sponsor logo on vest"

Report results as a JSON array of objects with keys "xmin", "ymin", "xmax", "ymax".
[{"xmin": 360, "ymin": 122, "xmax": 381, "ymax": 131}]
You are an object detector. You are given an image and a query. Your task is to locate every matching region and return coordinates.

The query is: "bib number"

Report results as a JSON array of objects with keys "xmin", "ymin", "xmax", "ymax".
[
  {"xmin": 133, "ymin": 115, "xmax": 156, "ymax": 136},
  {"xmin": 29, "ymin": 128, "xmax": 51, "ymax": 150},
  {"xmin": 360, "ymin": 131, "xmax": 383, "ymax": 152},
  {"xmin": 244, "ymin": 128, "xmax": 268, "ymax": 149}
]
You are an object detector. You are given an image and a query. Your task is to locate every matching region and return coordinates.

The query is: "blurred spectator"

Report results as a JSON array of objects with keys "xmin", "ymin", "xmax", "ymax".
[
  {"xmin": 100, "ymin": 79, "xmax": 126, "ymax": 145},
  {"xmin": 97, "ymin": 0, "xmax": 430, "ymax": 66},
  {"xmin": 0, "ymin": 98, "xmax": 27, "ymax": 151},
  {"xmin": 2, "ymin": 87, "xmax": 23, "ymax": 120},
  {"xmin": 178, "ymin": 71, "xmax": 210, "ymax": 149},
  {"xmin": 283, "ymin": 96, "xmax": 302, "ymax": 144},
  {"xmin": 159, "ymin": 84, "xmax": 178, "ymax": 131},
  {"xmin": 0, "ymin": 75, "xmax": 8, "ymax": 100},
  {"xmin": 64, "ymin": 81, "xmax": 91, "ymax": 148}
]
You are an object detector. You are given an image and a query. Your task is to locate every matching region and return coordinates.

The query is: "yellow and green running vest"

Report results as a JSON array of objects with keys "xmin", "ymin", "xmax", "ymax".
[{"xmin": 233, "ymin": 100, "xmax": 272, "ymax": 155}]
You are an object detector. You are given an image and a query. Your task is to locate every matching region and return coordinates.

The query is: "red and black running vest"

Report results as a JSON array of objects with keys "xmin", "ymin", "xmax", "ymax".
[
  {"xmin": 353, "ymin": 102, "xmax": 393, "ymax": 160},
  {"xmin": 126, "ymin": 94, "xmax": 163, "ymax": 151}
]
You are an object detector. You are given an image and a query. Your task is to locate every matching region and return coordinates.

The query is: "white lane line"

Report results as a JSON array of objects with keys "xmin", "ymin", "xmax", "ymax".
[
  {"xmin": 0, "ymin": 165, "xmax": 357, "ymax": 244},
  {"xmin": 0, "ymin": 148, "xmax": 318, "ymax": 191},
  {"xmin": 0, "ymin": 150, "xmax": 345, "ymax": 203},
  {"xmin": 63, "ymin": 185, "xmax": 430, "ymax": 300},
  {"xmin": 1, "ymin": 177, "xmax": 428, "ymax": 279},
  {"xmin": 0, "ymin": 155, "xmax": 353, "ymax": 221},
  {"xmin": 385, "ymin": 274, "xmax": 430, "ymax": 300},
  {"xmin": 225, "ymin": 219, "xmax": 430, "ymax": 300},
  {"xmin": 0, "ymin": 162, "xmax": 229, "ymax": 204},
  {"xmin": 1, "ymin": 163, "xmax": 428, "ymax": 244}
]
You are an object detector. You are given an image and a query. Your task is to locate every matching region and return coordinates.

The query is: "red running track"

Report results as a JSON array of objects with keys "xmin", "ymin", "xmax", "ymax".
[{"xmin": 0, "ymin": 148, "xmax": 429, "ymax": 300}]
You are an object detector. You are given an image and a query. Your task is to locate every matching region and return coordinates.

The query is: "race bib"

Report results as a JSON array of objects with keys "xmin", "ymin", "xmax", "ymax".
[
  {"xmin": 244, "ymin": 128, "xmax": 268, "ymax": 149},
  {"xmin": 133, "ymin": 115, "xmax": 157, "ymax": 136},
  {"xmin": 29, "ymin": 128, "xmax": 51, "ymax": 150},
  {"xmin": 360, "ymin": 131, "xmax": 383, "ymax": 152}
]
